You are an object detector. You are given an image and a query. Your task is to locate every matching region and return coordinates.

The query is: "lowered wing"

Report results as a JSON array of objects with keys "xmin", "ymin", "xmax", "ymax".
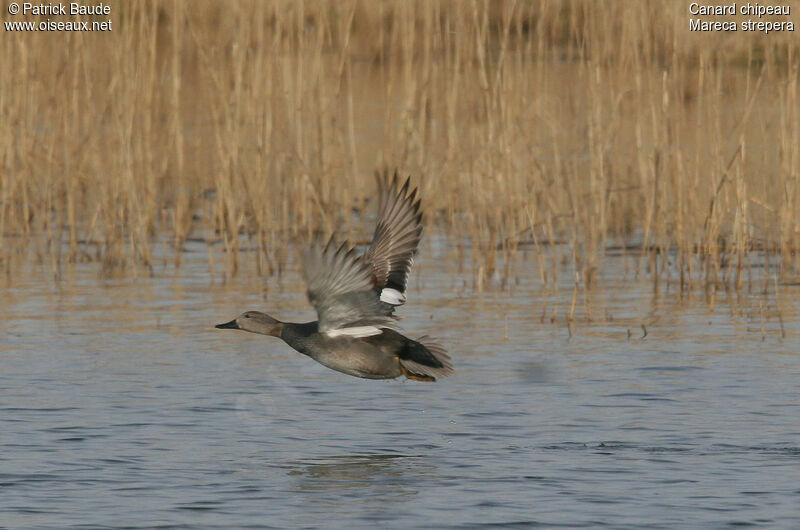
[{"xmin": 302, "ymin": 237, "xmax": 396, "ymax": 338}]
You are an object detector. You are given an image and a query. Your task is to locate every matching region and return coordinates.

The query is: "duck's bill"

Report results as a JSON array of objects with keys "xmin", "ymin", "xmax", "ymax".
[{"xmin": 215, "ymin": 319, "xmax": 240, "ymax": 329}]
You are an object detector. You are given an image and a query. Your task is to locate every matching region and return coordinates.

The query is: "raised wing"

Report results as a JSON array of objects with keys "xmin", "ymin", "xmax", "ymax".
[
  {"xmin": 363, "ymin": 171, "xmax": 423, "ymax": 307},
  {"xmin": 302, "ymin": 237, "xmax": 396, "ymax": 337}
]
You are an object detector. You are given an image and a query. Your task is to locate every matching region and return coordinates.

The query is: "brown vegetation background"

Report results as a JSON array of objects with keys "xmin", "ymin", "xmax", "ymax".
[{"xmin": 1, "ymin": 0, "xmax": 799, "ymax": 290}]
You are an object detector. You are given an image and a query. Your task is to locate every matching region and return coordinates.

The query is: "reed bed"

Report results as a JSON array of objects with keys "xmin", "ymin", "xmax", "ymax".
[{"xmin": 1, "ymin": 0, "xmax": 798, "ymax": 295}]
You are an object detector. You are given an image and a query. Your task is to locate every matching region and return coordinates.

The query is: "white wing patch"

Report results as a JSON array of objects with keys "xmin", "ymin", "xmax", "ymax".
[
  {"xmin": 379, "ymin": 288, "xmax": 406, "ymax": 306},
  {"xmin": 324, "ymin": 326, "xmax": 384, "ymax": 338}
]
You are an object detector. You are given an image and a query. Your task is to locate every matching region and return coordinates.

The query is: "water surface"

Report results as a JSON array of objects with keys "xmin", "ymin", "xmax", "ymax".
[{"xmin": 2, "ymin": 241, "xmax": 799, "ymax": 528}]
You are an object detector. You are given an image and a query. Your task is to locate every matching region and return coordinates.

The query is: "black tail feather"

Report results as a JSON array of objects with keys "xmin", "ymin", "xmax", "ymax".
[{"xmin": 397, "ymin": 336, "xmax": 453, "ymax": 379}]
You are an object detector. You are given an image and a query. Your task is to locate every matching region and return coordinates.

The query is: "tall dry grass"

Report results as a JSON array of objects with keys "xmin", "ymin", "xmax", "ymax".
[{"xmin": 1, "ymin": 0, "xmax": 798, "ymax": 294}]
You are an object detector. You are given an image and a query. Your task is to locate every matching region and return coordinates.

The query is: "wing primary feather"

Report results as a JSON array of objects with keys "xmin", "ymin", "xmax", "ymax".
[{"xmin": 363, "ymin": 172, "xmax": 424, "ymax": 306}]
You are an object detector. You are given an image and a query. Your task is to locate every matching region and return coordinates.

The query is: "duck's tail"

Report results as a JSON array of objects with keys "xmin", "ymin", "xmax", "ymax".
[{"xmin": 398, "ymin": 336, "xmax": 453, "ymax": 382}]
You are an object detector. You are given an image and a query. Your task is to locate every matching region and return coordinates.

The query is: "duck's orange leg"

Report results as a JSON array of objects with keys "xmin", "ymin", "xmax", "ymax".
[{"xmin": 396, "ymin": 358, "xmax": 436, "ymax": 382}]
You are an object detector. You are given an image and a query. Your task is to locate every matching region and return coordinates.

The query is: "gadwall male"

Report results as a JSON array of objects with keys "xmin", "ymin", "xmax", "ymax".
[{"xmin": 216, "ymin": 173, "xmax": 453, "ymax": 382}]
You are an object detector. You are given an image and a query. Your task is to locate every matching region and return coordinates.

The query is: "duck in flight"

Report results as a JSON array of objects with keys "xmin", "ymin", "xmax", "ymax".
[{"xmin": 216, "ymin": 173, "xmax": 453, "ymax": 382}]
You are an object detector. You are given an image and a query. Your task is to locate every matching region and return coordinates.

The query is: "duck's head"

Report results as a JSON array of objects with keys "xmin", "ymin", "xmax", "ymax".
[{"xmin": 215, "ymin": 311, "xmax": 283, "ymax": 337}]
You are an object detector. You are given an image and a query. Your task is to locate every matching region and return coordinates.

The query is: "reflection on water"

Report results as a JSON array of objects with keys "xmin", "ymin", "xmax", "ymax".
[
  {"xmin": 287, "ymin": 454, "xmax": 426, "ymax": 514},
  {"xmin": 289, "ymin": 454, "xmax": 422, "ymax": 486},
  {"xmin": 1, "ymin": 241, "xmax": 799, "ymax": 527}
]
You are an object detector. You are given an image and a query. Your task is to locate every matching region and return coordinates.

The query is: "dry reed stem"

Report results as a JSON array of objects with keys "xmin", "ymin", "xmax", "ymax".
[{"xmin": 0, "ymin": 0, "xmax": 797, "ymax": 294}]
